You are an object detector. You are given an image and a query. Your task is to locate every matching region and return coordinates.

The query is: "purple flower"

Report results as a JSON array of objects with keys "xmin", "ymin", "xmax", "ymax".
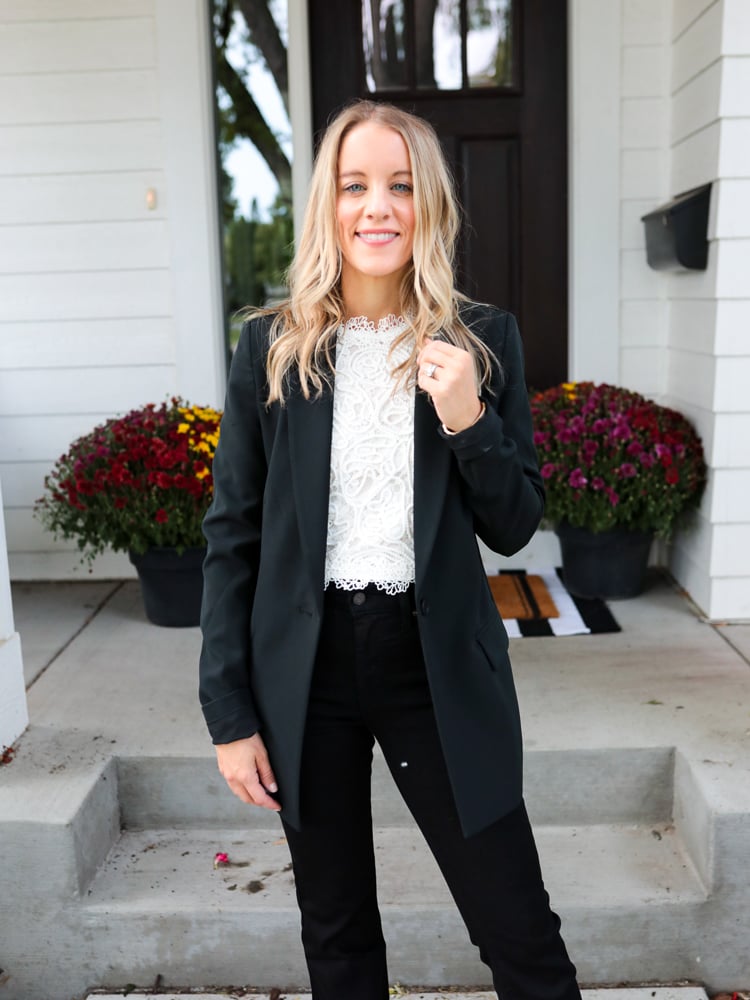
[
  {"xmin": 540, "ymin": 462, "xmax": 557, "ymax": 479},
  {"xmin": 606, "ymin": 487, "xmax": 620, "ymax": 506},
  {"xmin": 568, "ymin": 467, "xmax": 588, "ymax": 489},
  {"xmin": 626, "ymin": 440, "xmax": 643, "ymax": 456},
  {"xmin": 612, "ymin": 422, "xmax": 632, "ymax": 441},
  {"xmin": 592, "ymin": 477, "xmax": 605, "ymax": 491},
  {"xmin": 533, "ymin": 430, "xmax": 549, "ymax": 445},
  {"xmin": 592, "ymin": 418, "xmax": 611, "ymax": 434},
  {"xmin": 617, "ymin": 463, "xmax": 638, "ymax": 478},
  {"xmin": 639, "ymin": 452, "xmax": 656, "ymax": 467},
  {"xmin": 570, "ymin": 416, "xmax": 586, "ymax": 437}
]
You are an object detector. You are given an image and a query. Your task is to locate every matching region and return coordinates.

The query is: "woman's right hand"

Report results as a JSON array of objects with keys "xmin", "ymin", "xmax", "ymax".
[{"xmin": 215, "ymin": 733, "xmax": 281, "ymax": 812}]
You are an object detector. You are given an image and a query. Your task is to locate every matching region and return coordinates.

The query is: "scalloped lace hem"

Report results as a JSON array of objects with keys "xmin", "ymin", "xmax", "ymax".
[
  {"xmin": 341, "ymin": 314, "xmax": 408, "ymax": 338},
  {"xmin": 324, "ymin": 577, "xmax": 413, "ymax": 595}
]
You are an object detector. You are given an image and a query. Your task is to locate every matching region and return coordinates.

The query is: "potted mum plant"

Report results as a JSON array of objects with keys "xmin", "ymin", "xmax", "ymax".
[
  {"xmin": 34, "ymin": 398, "xmax": 221, "ymax": 627},
  {"xmin": 530, "ymin": 382, "xmax": 707, "ymax": 598}
]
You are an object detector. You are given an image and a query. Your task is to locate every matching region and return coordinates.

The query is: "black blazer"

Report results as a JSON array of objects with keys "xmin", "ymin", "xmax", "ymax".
[{"xmin": 199, "ymin": 303, "xmax": 544, "ymax": 837}]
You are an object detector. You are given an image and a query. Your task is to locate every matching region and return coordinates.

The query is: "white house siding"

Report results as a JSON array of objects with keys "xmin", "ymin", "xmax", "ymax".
[
  {"xmin": 664, "ymin": 0, "xmax": 750, "ymax": 619},
  {"xmin": 0, "ymin": 0, "xmax": 224, "ymax": 579},
  {"xmin": 619, "ymin": 0, "xmax": 671, "ymax": 399}
]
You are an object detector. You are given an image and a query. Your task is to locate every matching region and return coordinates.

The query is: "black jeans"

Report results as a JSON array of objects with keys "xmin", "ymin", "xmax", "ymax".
[{"xmin": 281, "ymin": 583, "xmax": 581, "ymax": 1000}]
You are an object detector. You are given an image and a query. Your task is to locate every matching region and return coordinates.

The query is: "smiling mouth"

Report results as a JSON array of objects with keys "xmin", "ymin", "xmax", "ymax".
[{"xmin": 356, "ymin": 232, "xmax": 399, "ymax": 243}]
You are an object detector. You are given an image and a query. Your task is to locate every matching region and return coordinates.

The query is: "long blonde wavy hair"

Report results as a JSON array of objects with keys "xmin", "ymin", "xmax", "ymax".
[{"xmin": 256, "ymin": 100, "xmax": 494, "ymax": 404}]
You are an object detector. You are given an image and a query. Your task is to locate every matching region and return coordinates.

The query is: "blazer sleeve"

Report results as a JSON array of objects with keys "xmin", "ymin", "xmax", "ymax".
[
  {"xmin": 438, "ymin": 308, "xmax": 544, "ymax": 556},
  {"xmin": 198, "ymin": 319, "xmax": 266, "ymax": 744}
]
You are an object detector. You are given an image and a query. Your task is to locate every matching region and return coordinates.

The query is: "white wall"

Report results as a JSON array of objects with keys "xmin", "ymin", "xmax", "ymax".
[
  {"xmin": 0, "ymin": 0, "xmax": 224, "ymax": 579},
  {"xmin": 619, "ymin": 0, "xmax": 671, "ymax": 398},
  {"xmin": 665, "ymin": 0, "xmax": 750, "ymax": 619}
]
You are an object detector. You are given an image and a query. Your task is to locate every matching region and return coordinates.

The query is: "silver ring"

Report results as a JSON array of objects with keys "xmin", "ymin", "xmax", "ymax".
[{"xmin": 424, "ymin": 362, "xmax": 438, "ymax": 379}]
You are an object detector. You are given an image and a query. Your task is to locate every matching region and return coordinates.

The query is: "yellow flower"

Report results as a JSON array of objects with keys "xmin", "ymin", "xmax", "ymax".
[
  {"xmin": 177, "ymin": 423, "xmax": 190, "ymax": 434},
  {"xmin": 195, "ymin": 467, "xmax": 210, "ymax": 479}
]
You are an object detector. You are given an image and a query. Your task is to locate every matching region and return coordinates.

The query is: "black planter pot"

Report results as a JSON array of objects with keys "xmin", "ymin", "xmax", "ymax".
[
  {"xmin": 128, "ymin": 546, "xmax": 206, "ymax": 627},
  {"xmin": 556, "ymin": 522, "xmax": 653, "ymax": 600}
]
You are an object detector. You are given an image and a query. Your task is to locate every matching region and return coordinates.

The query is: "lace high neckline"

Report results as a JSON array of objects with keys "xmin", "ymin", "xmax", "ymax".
[{"xmin": 341, "ymin": 314, "xmax": 407, "ymax": 337}]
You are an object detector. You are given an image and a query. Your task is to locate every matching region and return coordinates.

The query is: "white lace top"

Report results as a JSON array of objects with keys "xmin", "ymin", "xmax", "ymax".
[{"xmin": 324, "ymin": 315, "xmax": 415, "ymax": 595}]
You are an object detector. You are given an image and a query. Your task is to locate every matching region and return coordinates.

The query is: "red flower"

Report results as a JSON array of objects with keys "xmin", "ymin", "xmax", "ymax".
[
  {"xmin": 154, "ymin": 509, "xmax": 169, "ymax": 523},
  {"xmin": 665, "ymin": 466, "xmax": 679, "ymax": 485},
  {"xmin": 154, "ymin": 472, "xmax": 173, "ymax": 489}
]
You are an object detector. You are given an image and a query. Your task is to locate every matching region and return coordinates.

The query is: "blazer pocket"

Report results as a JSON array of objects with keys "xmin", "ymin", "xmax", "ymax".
[{"xmin": 475, "ymin": 615, "xmax": 510, "ymax": 672}]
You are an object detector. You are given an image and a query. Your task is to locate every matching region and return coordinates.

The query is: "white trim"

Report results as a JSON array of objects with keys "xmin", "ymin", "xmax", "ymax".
[
  {"xmin": 0, "ymin": 478, "xmax": 27, "ymax": 747},
  {"xmin": 154, "ymin": 0, "xmax": 226, "ymax": 407},
  {"xmin": 288, "ymin": 0, "xmax": 314, "ymax": 246},
  {"xmin": 568, "ymin": 0, "xmax": 621, "ymax": 383}
]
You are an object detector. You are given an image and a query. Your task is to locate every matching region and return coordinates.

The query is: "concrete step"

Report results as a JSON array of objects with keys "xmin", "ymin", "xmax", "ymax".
[
  {"xmin": 86, "ymin": 992, "xmax": 711, "ymax": 1000},
  {"xmin": 76, "ymin": 820, "xmax": 707, "ymax": 991},
  {"xmin": 115, "ymin": 745, "xmax": 677, "ymax": 828}
]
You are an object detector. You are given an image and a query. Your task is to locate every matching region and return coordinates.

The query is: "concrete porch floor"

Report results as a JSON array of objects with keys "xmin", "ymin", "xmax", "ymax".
[{"xmin": 2, "ymin": 572, "xmax": 750, "ymax": 1000}]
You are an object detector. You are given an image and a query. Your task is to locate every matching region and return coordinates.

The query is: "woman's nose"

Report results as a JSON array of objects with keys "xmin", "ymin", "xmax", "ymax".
[{"xmin": 364, "ymin": 185, "xmax": 392, "ymax": 218}]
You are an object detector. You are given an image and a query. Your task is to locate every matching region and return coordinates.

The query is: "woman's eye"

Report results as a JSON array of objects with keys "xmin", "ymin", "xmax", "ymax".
[
  {"xmin": 392, "ymin": 183, "xmax": 413, "ymax": 193},
  {"xmin": 344, "ymin": 183, "xmax": 365, "ymax": 193}
]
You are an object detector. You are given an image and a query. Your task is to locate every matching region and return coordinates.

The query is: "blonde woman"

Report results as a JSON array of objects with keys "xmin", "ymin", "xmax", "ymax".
[{"xmin": 199, "ymin": 100, "xmax": 580, "ymax": 1000}]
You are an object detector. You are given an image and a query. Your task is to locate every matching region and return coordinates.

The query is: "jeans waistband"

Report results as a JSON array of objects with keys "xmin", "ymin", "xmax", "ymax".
[{"xmin": 324, "ymin": 582, "xmax": 416, "ymax": 616}]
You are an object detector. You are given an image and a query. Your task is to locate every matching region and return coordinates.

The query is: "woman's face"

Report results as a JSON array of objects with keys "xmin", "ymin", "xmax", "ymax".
[{"xmin": 336, "ymin": 122, "xmax": 416, "ymax": 287}]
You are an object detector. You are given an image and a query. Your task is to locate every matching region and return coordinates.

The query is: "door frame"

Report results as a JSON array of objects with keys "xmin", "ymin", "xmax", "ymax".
[{"xmin": 567, "ymin": 0, "xmax": 620, "ymax": 384}]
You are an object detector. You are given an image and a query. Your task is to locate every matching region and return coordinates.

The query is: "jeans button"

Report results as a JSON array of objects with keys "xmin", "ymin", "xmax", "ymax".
[{"xmin": 353, "ymin": 591, "xmax": 366, "ymax": 606}]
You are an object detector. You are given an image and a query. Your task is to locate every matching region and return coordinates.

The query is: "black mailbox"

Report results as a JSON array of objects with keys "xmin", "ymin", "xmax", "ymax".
[{"xmin": 641, "ymin": 183, "xmax": 711, "ymax": 271}]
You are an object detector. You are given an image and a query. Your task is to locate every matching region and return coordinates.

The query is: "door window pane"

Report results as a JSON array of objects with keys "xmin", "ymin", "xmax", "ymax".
[
  {"xmin": 362, "ymin": 0, "xmax": 514, "ymax": 93},
  {"xmin": 363, "ymin": 0, "xmax": 408, "ymax": 91},
  {"xmin": 417, "ymin": 0, "xmax": 462, "ymax": 90},
  {"xmin": 467, "ymin": 0, "xmax": 513, "ymax": 88}
]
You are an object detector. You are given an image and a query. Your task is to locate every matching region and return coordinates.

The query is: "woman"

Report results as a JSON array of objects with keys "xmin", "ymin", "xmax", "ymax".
[{"xmin": 199, "ymin": 100, "xmax": 580, "ymax": 1000}]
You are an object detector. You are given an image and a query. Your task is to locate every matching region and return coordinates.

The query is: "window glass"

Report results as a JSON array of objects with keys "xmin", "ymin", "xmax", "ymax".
[
  {"xmin": 467, "ymin": 0, "xmax": 513, "ymax": 88},
  {"xmin": 417, "ymin": 0, "xmax": 462, "ymax": 90},
  {"xmin": 363, "ymin": 0, "xmax": 409, "ymax": 91},
  {"xmin": 211, "ymin": 0, "xmax": 293, "ymax": 348}
]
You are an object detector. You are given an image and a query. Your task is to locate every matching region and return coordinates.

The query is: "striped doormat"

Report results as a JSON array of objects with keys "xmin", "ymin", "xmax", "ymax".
[{"xmin": 488, "ymin": 568, "xmax": 621, "ymax": 637}]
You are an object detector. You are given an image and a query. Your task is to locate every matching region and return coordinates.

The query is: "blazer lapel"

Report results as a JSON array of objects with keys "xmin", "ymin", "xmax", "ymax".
[
  {"xmin": 287, "ymin": 379, "xmax": 334, "ymax": 606},
  {"xmin": 414, "ymin": 389, "xmax": 452, "ymax": 585}
]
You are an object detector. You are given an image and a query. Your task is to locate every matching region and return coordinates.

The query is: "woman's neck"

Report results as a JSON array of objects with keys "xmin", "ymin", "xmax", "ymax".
[{"xmin": 341, "ymin": 270, "xmax": 402, "ymax": 324}]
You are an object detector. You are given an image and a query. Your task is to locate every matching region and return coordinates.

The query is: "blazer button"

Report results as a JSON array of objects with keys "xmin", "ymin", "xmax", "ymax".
[
  {"xmin": 420, "ymin": 599, "xmax": 430, "ymax": 615},
  {"xmin": 353, "ymin": 591, "xmax": 366, "ymax": 606}
]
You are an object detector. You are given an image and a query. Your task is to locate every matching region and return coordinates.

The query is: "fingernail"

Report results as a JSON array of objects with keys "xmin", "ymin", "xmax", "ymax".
[{"xmin": 269, "ymin": 782, "xmax": 278, "ymax": 793}]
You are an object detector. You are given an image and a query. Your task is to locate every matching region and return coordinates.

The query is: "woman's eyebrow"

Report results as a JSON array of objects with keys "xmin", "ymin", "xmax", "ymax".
[{"xmin": 339, "ymin": 169, "xmax": 413, "ymax": 180}]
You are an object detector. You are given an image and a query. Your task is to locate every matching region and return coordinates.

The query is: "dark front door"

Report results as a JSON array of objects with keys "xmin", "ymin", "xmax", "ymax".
[{"xmin": 308, "ymin": 0, "xmax": 567, "ymax": 389}]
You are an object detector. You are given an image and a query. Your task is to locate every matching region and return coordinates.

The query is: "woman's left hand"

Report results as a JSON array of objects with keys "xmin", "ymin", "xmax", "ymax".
[{"xmin": 417, "ymin": 340, "xmax": 483, "ymax": 433}]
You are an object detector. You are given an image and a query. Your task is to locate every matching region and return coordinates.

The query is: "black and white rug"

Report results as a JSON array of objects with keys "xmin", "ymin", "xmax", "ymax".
[{"xmin": 491, "ymin": 568, "xmax": 621, "ymax": 638}]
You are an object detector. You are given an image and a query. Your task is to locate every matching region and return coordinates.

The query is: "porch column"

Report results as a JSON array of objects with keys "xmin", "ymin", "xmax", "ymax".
[{"xmin": 0, "ymin": 477, "xmax": 27, "ymax": 751}]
